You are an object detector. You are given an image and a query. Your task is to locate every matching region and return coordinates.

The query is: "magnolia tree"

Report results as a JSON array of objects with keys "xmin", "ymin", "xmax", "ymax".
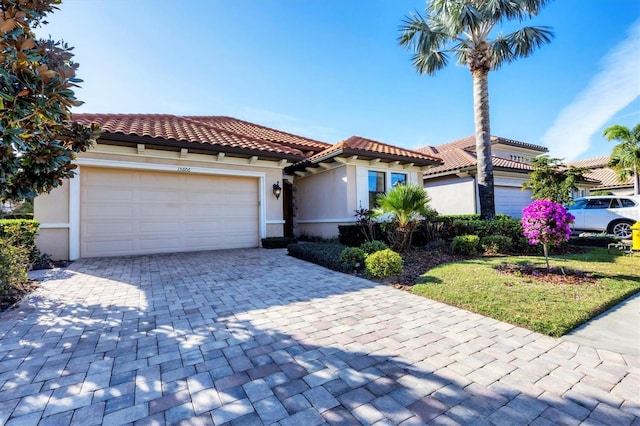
[
  {"xmin": 1, "ymin": 0, "xmax": 101, "ymax": 202},
  {"xmin": 521, "ymin": 200, "xmax": 574, "ymax": 271}
]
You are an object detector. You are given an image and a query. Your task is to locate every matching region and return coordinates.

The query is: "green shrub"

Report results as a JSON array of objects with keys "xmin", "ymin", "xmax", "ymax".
[
  {"xmin": 365, "ymin": 249, "xmax": 403, "ymax": 279},
  {"xmin": 442, "ymin": 217, "xmax": 532, "ymax": 254},
  {"xmin": 0, "ymin": 219, "xmax": 40, "ymax": 262},
  {"xmin": 481, "ymin": 235, "xmax": 513, "ymax": 254},
  {"xmin": 451, "ymin": 235, "xmax": 480, "ymax": 255},
  {"xmin": 360, "ymin": 240, "xmax": 388, "ymax": 255},
  {"xmin": 0, "ymin": 240, "xmax": 29, "ymax": 297},
  {"xmin": 287, "ymin": 242, "xmax": 349, "ymax": 272},
  {"xmin": 339, "ymin": 247, "xmax": 365, "ymax": 269},
  {"xmin": 261, "ymin": 237, "xmax": 297, "ymax": 249}
]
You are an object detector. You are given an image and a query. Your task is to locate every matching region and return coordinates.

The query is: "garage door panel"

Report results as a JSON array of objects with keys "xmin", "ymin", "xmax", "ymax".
[
  {"xmin": 138, "ymin": 205, "xmax": 182, "ymax": 218},
  {"xmin": 84, "ymin": 188, "xmax": 134, "ymax": 202},
  {"xmin": 86, "ymin": 240, "xmax": 135, "ymax": 256},
  {"xmin": 80, "ymin": 168, "xmax": 260, "ymax": 257},
  {"xmin": 495, "ymin": 186, "xmax": 532, "ymax": 218},
  {"xmin": 85, "ymin": 222, "xmax": 135, "ymax": 236},
  {"xmin": 84, "ymin": 205, "xmax": 135, "ymax": 218}
]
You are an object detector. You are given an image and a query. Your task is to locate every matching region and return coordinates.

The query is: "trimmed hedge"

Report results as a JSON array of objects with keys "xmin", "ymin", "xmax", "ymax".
[
  {"xmin": 442, "ymin": 217, "xmax": 532, "ymax": 253},
  {"xmin": 339, "ymin": 247, "xmax": 365, "ymax": 269},
  {"xmin": 0, "ymin": 241, "xmax": 29, "ymax": 297},
  {"xmin": 365, "ymin": 249, "xmax": 403, "ymax": 279},
  {"xmin": 261, "ymin": 237, "xmax": 297, "ymax": 249},
  {"xmin": 451, "ymin": 235, "xmax": 480, "ymax": 255},
  {"xmin": 287, "ymin": 242, "xmax": 350, "ymax": 272},
  {"xmin": 0, "ymin": 219, "xmax": 40, "ymax": 261}
]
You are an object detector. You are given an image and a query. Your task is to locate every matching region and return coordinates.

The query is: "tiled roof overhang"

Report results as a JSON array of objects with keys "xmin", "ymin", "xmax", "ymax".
[
  {"xmin": 74, "ymin": 113, "xmax": 308, "ymax": 162},
  {"xmin": 285, "ymin": 136, "xmax": 442, "ymax": 173}
]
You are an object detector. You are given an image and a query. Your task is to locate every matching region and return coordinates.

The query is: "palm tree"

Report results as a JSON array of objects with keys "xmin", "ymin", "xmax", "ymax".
[
  {"xmin": 603, "ymin": 124, "xmax": 640, "ymax": 195},
  {"xmin": 374, "ymin": 183, "xmax": 431, "ymax": 251},
  {"xmin": 399, "ymin": 0, "xmax": 553, "ymax": 219}
]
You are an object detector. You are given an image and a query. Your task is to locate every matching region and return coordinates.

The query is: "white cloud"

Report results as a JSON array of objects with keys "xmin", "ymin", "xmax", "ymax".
[{"xmin": 541, "ymin": 18, "xmax": 640, "ymax": 161}]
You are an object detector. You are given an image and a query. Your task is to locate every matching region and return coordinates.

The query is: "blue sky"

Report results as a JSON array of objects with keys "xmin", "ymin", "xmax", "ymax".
[{"xmin": 40, "ymin": 0, "xmax": 639, "ymax": 161}]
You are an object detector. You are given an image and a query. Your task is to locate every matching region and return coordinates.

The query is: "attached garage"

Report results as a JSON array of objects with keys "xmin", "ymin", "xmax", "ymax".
[
  {"xmin": 80, "ymin": 167, "xmax": 259, "ymax": 257},
  {"xmin": 495, "ymin": 186, "xmax": 533, "ymax": 218}
]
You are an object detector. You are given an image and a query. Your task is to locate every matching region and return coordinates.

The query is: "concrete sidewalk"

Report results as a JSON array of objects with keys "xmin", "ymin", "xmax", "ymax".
[
  {"xmin": 1, "ymin": 249, "xmax": 638, "ymax": 425},
  {"xmin": 563, "ymin": 293, "xmax": 640, "ymax": 357}
]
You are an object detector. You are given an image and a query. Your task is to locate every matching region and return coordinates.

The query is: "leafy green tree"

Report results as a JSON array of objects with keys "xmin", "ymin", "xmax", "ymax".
[
  {"xmin": 374, "ymin": 183, "xmax": 431, "ymax": 251},
  {"xmin": 603, "ymin": 124, "xmax": 640, "ymax": 195},
  {"xmin": 523, "ymin": 156, "xmax": 587, "ymax": 204},
  {"xmin": 399, "ymin": 0, "xmax": 553, "ymax": 220},
  {"xmin": 1, "ymin": 0, "xmax": 101, "ymax": 202}
]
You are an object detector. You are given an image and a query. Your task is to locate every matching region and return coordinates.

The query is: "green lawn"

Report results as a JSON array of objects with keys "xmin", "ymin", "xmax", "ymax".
[{"xmin": 411, "ymin": 248, "xmax": 640, "ymax": 337}]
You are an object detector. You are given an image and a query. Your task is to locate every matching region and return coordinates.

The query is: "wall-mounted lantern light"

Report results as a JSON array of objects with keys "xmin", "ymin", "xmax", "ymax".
[{"xmin": 273, "ymin": 181, "xmax": 282, "ymax": 199}]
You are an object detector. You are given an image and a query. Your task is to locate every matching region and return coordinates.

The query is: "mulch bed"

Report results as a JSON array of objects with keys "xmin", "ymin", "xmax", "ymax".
[
  {"xmin": 0, "ymin": 280, "xmax": 40, "ymax": 312},
  {"xmin": 0, "ymin": 259, "xmax": 69, "ymax": 312},
  {"xmin": 390, "ymin": 249, "xmax": 466, "ymax": 291},
  {"xmin": 496, "ymin": 263, "xmax": 598, "ymax": 285}
]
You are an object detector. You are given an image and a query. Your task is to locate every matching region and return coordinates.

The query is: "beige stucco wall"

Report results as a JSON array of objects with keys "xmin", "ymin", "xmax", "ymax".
[
  {"xmin": 34, "ymin": 179, "xmax": 71, "ymax": 260},
  {"xmin": 36, "ymin": 228, "xmax": 70, "ymax": 261},
  {"xmin": 34, "ymin": 142, "xmax": 286, "ymax": 259},
  {"xmin": 424, "ymin": 175, "xmax": 477, "ymax": 215},
  {"xmin": 294, "ymin": 165, "xmax": 354, "ymax": 238}
]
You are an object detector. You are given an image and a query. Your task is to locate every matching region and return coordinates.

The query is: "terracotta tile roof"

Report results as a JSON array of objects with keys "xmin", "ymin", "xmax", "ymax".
[
  {"xmin": 567, "ymin": 156, "xmax": 633, "ymax": 189},
  {"xmin": 568, "ymin": 156, "xmax": 611, "ymax": 169},
  {"xmin": 423, "ymin": 148, "xmax": 534, "ymax": 176},
  {"xmin": 421, "ymin": 135, "xmax": 548, "ymax": 154},
  {"xmin": 585, "ymin": 167, "xmax": 633, "ymax": 188},
  {"xmin": 73, "ymin": 113, "xmax": 306, "ymax": 159},
  {"xmin": 293, "ymin": 135, "xmax": 442, "ymax": 168},
  {"xmin": 183, "ymin": 116, "xmax": 330, "ymax": 153}
]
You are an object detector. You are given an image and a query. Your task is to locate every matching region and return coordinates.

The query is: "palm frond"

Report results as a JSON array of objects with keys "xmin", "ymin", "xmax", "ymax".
[
  {"xmin": 502, "ymin": 26, "xmax": 554, "ymax": 59},
  {"xmin": 490, "ymin": 35, "xmax": 515, "ymax": 68},
  {"xmin": 413, "ymin": 50, "xmax": 449, "ymax": 75}
]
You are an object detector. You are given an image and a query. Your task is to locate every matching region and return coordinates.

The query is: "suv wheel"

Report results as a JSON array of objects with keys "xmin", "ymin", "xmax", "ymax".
[{"xmin": 608, "ymin": 220, "xmax": 634, "ymax": 239}]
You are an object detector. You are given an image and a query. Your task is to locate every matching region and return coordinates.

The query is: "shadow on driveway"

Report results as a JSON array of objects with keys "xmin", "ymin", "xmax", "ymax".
[{"xmin": 0, "ymin": 249, "xmax": 638, "ymax": 425}]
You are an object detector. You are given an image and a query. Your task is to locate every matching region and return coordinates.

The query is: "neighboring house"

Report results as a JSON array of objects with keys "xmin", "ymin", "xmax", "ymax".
[
  {"xmin": 34, "ymin": 114, "xmax": 440, "ymax": 260},
  {"xmin": 416, "ymin": 136, "xmax": 548, "ymax": 218},
  {"xmin": 569, "ymin": 156, "xmax": 635, "ymax": 197}
]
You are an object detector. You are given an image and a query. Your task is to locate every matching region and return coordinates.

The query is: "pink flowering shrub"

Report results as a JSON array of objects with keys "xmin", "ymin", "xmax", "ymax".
[{"xmin": 522, "ymin": 200, "xmax": 574, "ymax": 270}]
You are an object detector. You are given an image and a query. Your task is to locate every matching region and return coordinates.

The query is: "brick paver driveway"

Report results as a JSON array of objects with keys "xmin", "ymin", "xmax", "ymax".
[{"xmin": 0, "ymin": 249, "xmax": 638, "ymax": 425}]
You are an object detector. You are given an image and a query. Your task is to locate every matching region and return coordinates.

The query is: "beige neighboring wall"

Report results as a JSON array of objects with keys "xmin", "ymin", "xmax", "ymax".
[
  {"xmin": 424, "ymin": 175, "xmax": 477, "ymax": 215},
  {"xmin": 295, "ymin": 165, "xmax": 355, "ymax": 238},
  {"xmin": 34, "ymin": 179, "xmax": 71, "ymax": 260}
]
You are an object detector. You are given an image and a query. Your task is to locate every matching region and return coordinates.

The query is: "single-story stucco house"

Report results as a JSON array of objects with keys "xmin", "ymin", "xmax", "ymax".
[
  {"xmin": 415, "ymin": 136, "xmax": 549, "ymax": 218},
  {"xmin": 34, "ymin": 114, "xmax": 441, "ymax": 260}
]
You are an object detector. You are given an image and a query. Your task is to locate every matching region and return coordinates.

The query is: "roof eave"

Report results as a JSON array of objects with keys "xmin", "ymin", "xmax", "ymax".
[{"xmin": 97, "ymin": 132, "xmax": 306, "ymax": 162}]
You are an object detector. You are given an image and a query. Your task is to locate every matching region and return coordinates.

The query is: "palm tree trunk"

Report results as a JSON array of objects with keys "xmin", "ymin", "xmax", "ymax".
[
  {"xmin": 472, "ymin": 71, "xmax": 496, "ymax": 220},
  {"xmin": 634, "ymin": 165, "xmax": 639, "ymax": 195}
]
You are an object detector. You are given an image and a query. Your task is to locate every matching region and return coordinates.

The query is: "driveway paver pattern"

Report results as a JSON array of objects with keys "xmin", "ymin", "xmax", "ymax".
[{"xmin": 1, "ymin": 249, "xmax": 638, "ymax": 425}]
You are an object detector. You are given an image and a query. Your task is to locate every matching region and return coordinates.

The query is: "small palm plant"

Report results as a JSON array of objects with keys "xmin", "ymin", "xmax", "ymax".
[{"xmin": 373, "ymin": 183, "xmax": 431, "ymax": 251}]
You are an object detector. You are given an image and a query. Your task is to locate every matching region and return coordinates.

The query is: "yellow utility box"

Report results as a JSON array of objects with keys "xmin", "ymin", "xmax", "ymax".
[{"xmin": 633, "ymin": 222, "xmax": 640, "ymax": 251}]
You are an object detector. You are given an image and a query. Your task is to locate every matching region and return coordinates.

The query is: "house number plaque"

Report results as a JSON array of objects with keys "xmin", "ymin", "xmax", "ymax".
[{"xmin": 177, "ymin": 167, "xmax": 191, "ymax": 173}]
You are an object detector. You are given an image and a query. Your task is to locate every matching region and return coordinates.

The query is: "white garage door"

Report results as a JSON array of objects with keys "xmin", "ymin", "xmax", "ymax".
[
  {"xmin": 495, "ymin": 186, "xmax": 533, "ymax": 218},
  {"xmin": 80, "ymin": 167, "xmax": 259, "ymax": 257}
]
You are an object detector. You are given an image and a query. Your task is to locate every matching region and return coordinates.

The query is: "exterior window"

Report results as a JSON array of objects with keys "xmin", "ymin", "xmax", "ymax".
[
  {"xmin": 391, "ymin": 173, "xmax": 407, "ymax": 187},
  {"xmin": 368, "ymin": 171, "xmax": 385, "ymax": 208}
]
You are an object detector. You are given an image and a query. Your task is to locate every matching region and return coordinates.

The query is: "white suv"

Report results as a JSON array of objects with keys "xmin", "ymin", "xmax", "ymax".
[{"xmin": 567, "ymin": 195, "xmax": 640, "ymax": 239}]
